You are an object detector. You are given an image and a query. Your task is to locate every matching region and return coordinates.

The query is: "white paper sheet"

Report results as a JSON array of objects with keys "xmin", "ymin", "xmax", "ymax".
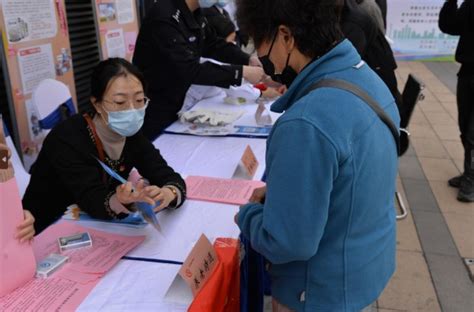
[
  {"xmin": 3, "ymin": 0, "xmax": 57, "ymax": 43},
  {"xmin": 116, "ymin": 0, "xmax": 134, "ymax": 24},
  {"xmin": 105, "ymin": 28, "xmax": 126, "ymax": 58},
  {"xmin": 17, "ymin": 44, "xmax": 55, "ymax": 94}
]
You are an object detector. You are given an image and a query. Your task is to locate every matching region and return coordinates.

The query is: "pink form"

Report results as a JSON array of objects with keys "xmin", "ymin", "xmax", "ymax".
[
  {"xmin": 185, "ymin": 176, "xmax": 265, "ymax": 206},
  {"xmin": 0, "ymin": 222, "xmax": 145, "ymax": 311}
]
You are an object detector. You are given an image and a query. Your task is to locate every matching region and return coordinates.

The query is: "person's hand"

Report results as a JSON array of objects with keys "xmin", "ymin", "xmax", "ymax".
[
  {"xmin": 243, "ymin": 66, "xmax": 265, "ymax": 85},
  {"xmin": 249, "ymin": 56, "xmax": 262, "ymax": 67},
  {"xmin": 16, "ymin": 210, "xmax": 35, "ymax": 243},
  {"xmin": 116, "ymin": 180, "xmax": 155, "ymax": 206},
  {"xmin": 276, "ymin": 85, "xmax": 287, "ymax": 95},
  {"xmin": 0, "ymin": 143, "xmax": 11, "ymax": 168},
  {"xmin": 249, "ymin": 186, "xmax": 266, "ymax": 203},
  {"xmin": 0, "ymin": 143, "xmax": 10, "ymax": 155},
  {"xmin": 262, "ymin": 87, "xmax": 283, "ymax": 99},
  {"xmin": 225, "ymin": 32, "xmax": 237, "ymax": 44},
  {"xmin": 263, "ymin": 76, "xmax": 284, "ymax": 88},
  {"xmin": 143, "ymin": 185, "xmax": 177, "ymax": 212}
]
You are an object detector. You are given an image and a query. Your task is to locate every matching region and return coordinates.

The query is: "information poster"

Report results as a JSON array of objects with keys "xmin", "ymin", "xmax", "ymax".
[
  {"xmin": 0, "ymin": 0, "xmax": 77, "ymax": 167},
  {"xmin": 94, "ymin": 0, "xmax": 139, "ymax": 61},
  {"xmin": 387, "ymin": 0, "xmax": 459, "ymax": 60}
]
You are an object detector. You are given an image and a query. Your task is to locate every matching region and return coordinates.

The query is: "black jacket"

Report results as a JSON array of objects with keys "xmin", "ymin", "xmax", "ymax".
[
  {"xmin": 342, "ymin": 4, "xmax": 397, "ymax": 72},
  {"xmin": 375, "ymin": 0, "xmax": 387, "ymax": 28},
  {"xmin": 341, "ymin": 3, "xmax": 402, "ymax": 112},
  {"xmin": 439, "ymin": 0, "xmax": 474, "ymax": 75},
  {"xmin": 133, "ymin": 0, "xmax": 250, "ymax": 140},
  {"xmin": 202, "ymin": 6, "xmax": 235, "ymax": 39},
  {"xmin": 23, "ymin": 115, "xmax": 186, "ymax": 234}
]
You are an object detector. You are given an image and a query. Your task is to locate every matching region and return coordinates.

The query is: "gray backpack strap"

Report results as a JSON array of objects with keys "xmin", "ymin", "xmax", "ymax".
[{"xmin": 304, "ymin": 79, "xmax": 400, "ymax": 156}]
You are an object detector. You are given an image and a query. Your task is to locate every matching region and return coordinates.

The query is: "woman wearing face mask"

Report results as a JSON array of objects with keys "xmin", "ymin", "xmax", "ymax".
[
  {"xmin": 22, "ymin": 58, "xmax": 186, "ymax": 234},
  {"xmin": 234, "ymin": 0, "xmax": 399, "ymax": 310}
]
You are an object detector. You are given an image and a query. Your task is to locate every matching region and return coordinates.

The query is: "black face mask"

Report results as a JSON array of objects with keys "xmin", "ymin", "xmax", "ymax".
[{"xmin": 258, "ymin": 33, "xmax": 298, "ymax": 88}]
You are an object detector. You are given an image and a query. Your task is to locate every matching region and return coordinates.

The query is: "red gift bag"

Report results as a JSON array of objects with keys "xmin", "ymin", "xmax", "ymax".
[{"xmin": 188, "ymin": 238, "xmax": 240, "ymax": 312}]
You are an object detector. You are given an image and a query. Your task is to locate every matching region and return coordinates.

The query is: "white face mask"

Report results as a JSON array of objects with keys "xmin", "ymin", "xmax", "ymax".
[
  {"xmin": 104, "ymin": 105, "xmax": 147, "ymax": 137},
  {"xmin": 198, "ymin": 0, "xmax": 218, "ymax": 8}
]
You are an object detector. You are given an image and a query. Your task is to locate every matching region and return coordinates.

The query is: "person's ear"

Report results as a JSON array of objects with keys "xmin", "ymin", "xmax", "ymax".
[
  {"xmin": 91, "ymin": 97, "xmax": 101, "ymax": 114},
  {"xmin": 278, "ymin": 25, "xmax": 295, "ymax": 53}
]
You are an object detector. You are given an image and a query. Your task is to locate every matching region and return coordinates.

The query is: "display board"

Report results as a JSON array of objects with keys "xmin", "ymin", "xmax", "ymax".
[
  {"xmin": 387, "ymin": 0, "xmax": 459, "ymax": 60},
  {"xmin": 93, "ymin": 0, "xmax": 140, "ymax": 61},
  {"xmin": 0, "ymin": 0, "xmax": 77, "ymax": 164}
]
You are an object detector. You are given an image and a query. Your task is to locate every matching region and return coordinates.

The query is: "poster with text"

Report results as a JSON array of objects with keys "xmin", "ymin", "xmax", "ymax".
[
  {"xmin": 94, "ymin": 0, "xmax": 139, "ymax": 61},
  {"xmin": 387, "ymin": 0, "xmax": 459, "ymax": 60},
  {"xmin": 0, "ymin": 0, "xmax": 76, "ymax": 168}
]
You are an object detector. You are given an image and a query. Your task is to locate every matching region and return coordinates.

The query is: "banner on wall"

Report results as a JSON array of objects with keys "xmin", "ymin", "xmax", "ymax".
[
  {"xmin": 93, "ymin": 0, "xmax": 139, "ymax": 61},
  {"xmin": 387, "ymin": 0, "xmax": 459, "ymax": 60},
  {"xmin": 0, "ymin": 0, "xmax": 77, "ymax": 168}
]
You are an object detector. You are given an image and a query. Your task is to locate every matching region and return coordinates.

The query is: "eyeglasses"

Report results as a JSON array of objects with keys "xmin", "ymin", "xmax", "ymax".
[{"xmin": 102, "ymin": 97, "xmax": 150, "ymax": 111}]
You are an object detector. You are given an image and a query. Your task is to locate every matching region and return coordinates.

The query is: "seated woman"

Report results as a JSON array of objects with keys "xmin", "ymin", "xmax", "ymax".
[{"xmin": 22, "ymin": 58, "xmax": 186, "ymax": 234}]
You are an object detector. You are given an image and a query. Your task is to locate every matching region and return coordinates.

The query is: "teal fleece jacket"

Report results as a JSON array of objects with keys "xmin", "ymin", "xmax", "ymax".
[{"xmin": 237, "ymin": 40, "xmax": 399, "ymax": 311}]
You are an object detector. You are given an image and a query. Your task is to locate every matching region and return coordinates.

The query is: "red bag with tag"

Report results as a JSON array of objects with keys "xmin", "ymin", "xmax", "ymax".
[{"xmin": 188, "ymin": 238, "xmax": 240, "ymax": 312}]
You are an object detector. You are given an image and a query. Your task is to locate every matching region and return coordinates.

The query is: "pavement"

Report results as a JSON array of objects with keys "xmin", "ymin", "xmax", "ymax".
[{"xmin": 377, "ymin": 61, "xmax": 474, "ymax": 312}]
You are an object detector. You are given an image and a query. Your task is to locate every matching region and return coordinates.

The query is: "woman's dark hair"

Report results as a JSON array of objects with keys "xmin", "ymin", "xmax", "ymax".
[
  {"xmin": 236, "ymin": 0, "xmax": 344, "ymax": 58},
  {"xmin": 90, "ymin": 58, "xmax": 147, "ymax": 102}
]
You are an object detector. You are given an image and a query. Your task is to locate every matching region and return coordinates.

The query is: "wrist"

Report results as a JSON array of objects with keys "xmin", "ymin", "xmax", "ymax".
[
  {"xmin": 163, "ymin": 185, "xmax": 181, "ymax": 208},
  {"xmin": 164, "ymin": 186, "xmax": 177, "ymax": 199}
]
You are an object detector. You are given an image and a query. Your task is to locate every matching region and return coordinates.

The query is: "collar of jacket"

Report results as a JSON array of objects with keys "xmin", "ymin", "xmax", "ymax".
[
  {"xmin": 271, "ymin": 39, "xmax": 362, "ymax": 113},
  {"xmin": 177, "ymin": 0, "xmax": 203, "ymax": 30}
]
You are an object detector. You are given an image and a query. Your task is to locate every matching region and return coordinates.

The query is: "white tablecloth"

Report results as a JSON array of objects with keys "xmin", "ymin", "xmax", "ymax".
[
  {"xmin": 154, "ymin": 134, "xmax": 267, "ymax": 180},
  {"xmin": 77, "ymin": 134, "xmax": 267, "ymax": 310}
]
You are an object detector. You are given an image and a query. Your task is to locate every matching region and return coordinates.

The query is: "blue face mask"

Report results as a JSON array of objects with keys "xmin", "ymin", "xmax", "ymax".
[
  {"xmin": 215, "ymin": 0, "xmax": 229, "ymax": 8},
  {"xmin": 106, "ymin": 105, "xmax": 147, "ymax": 137},
  {"xmin": 198, "ymin": 0, "xmax": 217, "ymax": 8}
]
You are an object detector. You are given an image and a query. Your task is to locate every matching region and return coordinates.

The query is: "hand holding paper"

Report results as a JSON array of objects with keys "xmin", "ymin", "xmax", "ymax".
[
  {"xmin": 15, "ymin": 209, "xmax": 35, "ymax": 243},
  {"xmin": 116, "ymin": 179, "xmax": 155, "ymax": 206},
  {"xmin": 96, "ymin": 158, "xmax": 161, "ymax": 231},
  {"xmin": 248, "ymin": 186, "xmax": 267, "ymax": 204}
]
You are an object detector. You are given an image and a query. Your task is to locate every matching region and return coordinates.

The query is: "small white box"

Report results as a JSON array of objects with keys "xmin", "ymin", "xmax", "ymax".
[
  {"xmin": 36, "ymin": 253, "xmax": 69, "ymax": 278},
  {"xmin": 58, "ymin": 232, "xmax": 92, "ymax": 252}
]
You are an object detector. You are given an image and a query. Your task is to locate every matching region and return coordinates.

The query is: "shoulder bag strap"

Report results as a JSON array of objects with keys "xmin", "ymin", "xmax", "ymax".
[{"xmin": 303, "ymin": 79, "xmax": 400, "ymax": 155}]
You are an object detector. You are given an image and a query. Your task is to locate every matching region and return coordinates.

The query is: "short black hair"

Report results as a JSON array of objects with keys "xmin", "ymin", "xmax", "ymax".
[
  {"xmin": 236, "ymin": 0, "xmax": 344, "ymax": 58},
  {"xmin": 90, "ymin": 58, "xmax": 147, "ymax": 102}
]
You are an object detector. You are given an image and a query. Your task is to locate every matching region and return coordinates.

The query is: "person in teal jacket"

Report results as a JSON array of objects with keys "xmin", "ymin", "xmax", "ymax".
[{"xmin": 234, "ymin": 0, "xmax": 399, "ymax": 311}]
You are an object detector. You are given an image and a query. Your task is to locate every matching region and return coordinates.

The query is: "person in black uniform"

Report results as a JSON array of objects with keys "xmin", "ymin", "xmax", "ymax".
[
  {"xmin": 341, "ymin": 0, "xmax": 402, "ymax": 115},
  {"xmin": 23, "ymin": 58, "xmax": 186, "ymax": 234},
  {"xmin": 201, "ymin": 1, "xmax": 249, "ymax": 47},
  {"xmin": 439, "ymin": 0, "xmax": 474, "ymax": 202},
  {"xmin": 133, "ymin": 0, "xmax": 265, "ymax": 140},
  {"xmin": 202, "ymin": 3, "xmax": 237, "ymax": 43}
]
